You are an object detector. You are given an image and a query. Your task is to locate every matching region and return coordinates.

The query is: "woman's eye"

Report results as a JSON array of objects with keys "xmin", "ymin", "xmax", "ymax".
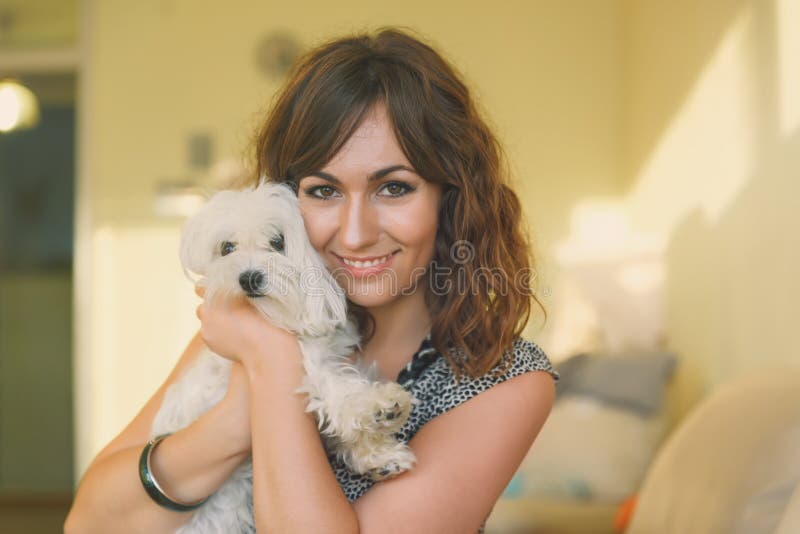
[
  {"xmin": 302, "ymin": 181, "xmax": 414, "ymax": 200},
  {"xmin": 379, "ymin": 181, "xmax": 415, "ymax": 197},
  {"xmin": 220, "ymin": 241, "xmax": 236, "ymax": 256},
  {"xmin": 304, "ymin": 185, "xmax": 339, "ymax": 200}
]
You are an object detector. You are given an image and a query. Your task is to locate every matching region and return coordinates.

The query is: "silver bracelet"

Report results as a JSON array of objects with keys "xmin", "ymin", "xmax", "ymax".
[{"xmin": 138, "ymin": 433, "xmax": 210, "ymax": 512}]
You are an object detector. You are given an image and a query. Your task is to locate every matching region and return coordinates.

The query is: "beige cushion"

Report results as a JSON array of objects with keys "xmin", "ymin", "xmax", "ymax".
[
  {"xmin": 775, "ymin": 482, "xmax": 800, "ymax": 534},
  {"xmin": 518, "ymin": 396, "xmax": 667, "ymax": 503},
  {"xmin": 628, "ymin": 365, "xmax": 800, "ymax": 534}
]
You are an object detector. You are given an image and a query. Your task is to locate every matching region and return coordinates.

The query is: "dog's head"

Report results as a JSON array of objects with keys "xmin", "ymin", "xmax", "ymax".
[{"xmin": 180, "ymin": 181, "xmax": 347, "ymax": 336}]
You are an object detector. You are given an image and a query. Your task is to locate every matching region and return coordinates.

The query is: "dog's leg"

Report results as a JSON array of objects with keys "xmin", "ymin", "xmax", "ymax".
[
  {"xmin": 357, "ymin": 381, "xmax": 415, "ymax": 434},
  {"xmin": 314, "ymin": 373, "xmax": 418, "ymax": 481},
  {"xmin": 296, "ymin": 339, "xmax": 418, "ymax": 481},
  {"xmin": 340, "ymin": 433, "xmax": 417, "ymax": 481}
]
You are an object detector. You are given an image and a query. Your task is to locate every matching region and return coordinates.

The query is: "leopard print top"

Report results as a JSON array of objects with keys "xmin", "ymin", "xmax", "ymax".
[{"xmin": 328, "ymin": 334, "xmax": 560, "ymax": 533}]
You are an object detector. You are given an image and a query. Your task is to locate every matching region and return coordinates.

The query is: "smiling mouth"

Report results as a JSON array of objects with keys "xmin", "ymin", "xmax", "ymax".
[{"xmin": 336, "ymin": 251, "xmax": 398, "ymax": 268}]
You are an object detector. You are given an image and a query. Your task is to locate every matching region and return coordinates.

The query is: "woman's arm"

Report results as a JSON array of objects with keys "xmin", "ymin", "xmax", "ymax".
[
  {"xmin": 195, "ymin": 290, "xmax": 555, "ymax": 533},
  {"xmin": 352, "ymin": 370, "xmax": 555, "ymax": 533},
  {"xmin": 64, "ymin": 332, "xmax": 251, "ymax": 534},
  {"xmin": 240, "ymin": 337, "xmax": 553, "ymax": 534},
  {"xmin": 191, "ymin": 284, "xmax": 360, "ymax": 533},
  {"xmin": 243, "ymin": 339, "xmax": 359, "ymax": 534}
]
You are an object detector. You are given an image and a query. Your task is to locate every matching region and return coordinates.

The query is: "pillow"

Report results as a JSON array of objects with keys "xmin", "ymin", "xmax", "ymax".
[
  {"xmin": 627, "ymin": 366, "xmax": 800, "ymax": 534},
  {"xmin": 514, "ymin": 396, "xmax": 668, "ymax": 503},
  {"xmin": 730, "ymin": 477, "xmax": 800, "ymax": 534},
  {"xmin": 775, "ymin": 481, "xmax": 800, "ymax": 534},
  {"xmin": 554, "ymin": 351, "xmax": 677, "ymax": 416}
]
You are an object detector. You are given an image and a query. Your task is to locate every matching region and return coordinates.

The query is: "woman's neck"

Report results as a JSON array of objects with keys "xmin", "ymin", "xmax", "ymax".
[{"xmin": 358, "ymin": 289, "xmax": 432, "ymax": 378}]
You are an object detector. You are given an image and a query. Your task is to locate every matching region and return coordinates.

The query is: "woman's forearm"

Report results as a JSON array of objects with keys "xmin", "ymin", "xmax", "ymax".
[
  {"xmin": 65, "ymin": 404, "xmax": 249, "ymax": 534},
  {"xmin": 245, "ymin": 351, "xmax": 360, "ymax": 534}
]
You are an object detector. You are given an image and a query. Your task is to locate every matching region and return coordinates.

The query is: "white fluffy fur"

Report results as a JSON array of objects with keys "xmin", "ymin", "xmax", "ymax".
[{"xmin": 152, "ymin": 182, "xmax": 416, "ymax": 533}]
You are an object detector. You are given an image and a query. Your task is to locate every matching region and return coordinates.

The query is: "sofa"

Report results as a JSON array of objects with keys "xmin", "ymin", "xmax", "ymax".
[{"xmin": 485, "ymin": 363, "xmax": 800, "ymax": 534}]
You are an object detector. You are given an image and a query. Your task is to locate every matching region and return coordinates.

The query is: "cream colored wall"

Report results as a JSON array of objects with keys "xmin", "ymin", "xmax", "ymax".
[
  {"xmin": 75, "ymin": 0, "xmax": 624, "ymax": 476},
  {"xmin": 622, "ymin": 0, "xmax": 800, "ymax": 424},
  {"xmin": 86, "ymin": 0, "xmax": 624, "ymax": 232},
  {"xmin": 0, "ymin": 0, "xmax": 78, "ymax": 49}
]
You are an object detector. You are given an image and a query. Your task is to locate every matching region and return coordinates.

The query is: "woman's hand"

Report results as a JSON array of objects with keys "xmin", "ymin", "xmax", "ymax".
[{"xmin": 194, "ymin": 285, "xmax": 297, "ymax": 367}]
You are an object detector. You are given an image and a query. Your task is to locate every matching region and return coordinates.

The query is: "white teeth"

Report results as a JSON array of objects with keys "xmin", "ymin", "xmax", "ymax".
[{"xmin": 342, "ymin": 254, "xmax": 391, "ymax": 268}]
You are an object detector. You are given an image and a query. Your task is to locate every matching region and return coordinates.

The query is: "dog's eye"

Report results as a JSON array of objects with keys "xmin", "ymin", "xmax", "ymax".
[
  {"xmin": 270, "ymin": 234, "xmax": 285, "ymax": 252},
  {"xmin": 220, "ymin": 241, "xmax": 236, "ymax": 256}
]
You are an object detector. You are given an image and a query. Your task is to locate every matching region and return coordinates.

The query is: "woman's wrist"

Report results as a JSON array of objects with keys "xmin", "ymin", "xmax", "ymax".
[
  {"xmin": 146, "ymin": 425, "xmax": 245, "ymax": 506},
  {"xmin": 239, "ymin": 328, "xmax": 301, "ymax": 375},
  {"xmin": 140, "ymin": 434, "xmax": 210, "ymax": 512},
  {"xmin": 205, "ymin": 397, "xmax": 252, "ymax": 459}
]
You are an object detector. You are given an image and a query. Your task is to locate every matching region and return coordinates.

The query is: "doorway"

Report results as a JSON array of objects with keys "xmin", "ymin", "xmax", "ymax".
[{"xmin": 0, "ymin": 71, "xmax": 75, "ymax": 532}]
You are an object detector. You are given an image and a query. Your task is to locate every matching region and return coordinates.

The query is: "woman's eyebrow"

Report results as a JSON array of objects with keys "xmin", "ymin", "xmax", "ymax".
[{"xmin": 309, "ymin": 165, "xmax": 416, "ymax": 184}]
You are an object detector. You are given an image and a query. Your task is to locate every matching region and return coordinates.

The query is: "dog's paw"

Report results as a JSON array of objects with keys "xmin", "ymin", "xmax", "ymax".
[
  {"xmin": 367, "ymin": 382, "xmax": 413, "ymax": 433},
  {"xmin": 365, "ymin": 446, "xmax": 416, "ymax": 481},
  {"xmin": 346, "ymin": 440, "xmax": 417, "ymax": 480},
  {"xmin": 335, "ymin": 382, "xmax": 414, "ymax": 440},
  {"xmin": 374, "ymin": 401, "xmax": 403, "ymax": 426}
]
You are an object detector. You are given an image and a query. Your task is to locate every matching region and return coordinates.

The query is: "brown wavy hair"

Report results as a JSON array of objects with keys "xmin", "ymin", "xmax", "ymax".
[{"xmin": 249, "ymin": 27, "xmax": 546, "ymax": 380}]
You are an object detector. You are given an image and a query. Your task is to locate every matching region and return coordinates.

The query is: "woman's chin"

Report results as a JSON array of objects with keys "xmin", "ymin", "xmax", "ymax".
[
  {"xmin": 344, "ymin": 283, "xmax": 420, "ymax": 310},
  {"xmin": 334, "ymin": 269, "xmax": 427, "ymax": 310},
  {"xmin": 345, "ymin": 291, "xmax": 397, "ymax": 310}
]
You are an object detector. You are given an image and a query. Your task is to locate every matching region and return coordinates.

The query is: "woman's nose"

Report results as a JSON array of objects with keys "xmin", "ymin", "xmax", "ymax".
[{"xmin": 339, "ymin": 196, "xmax": 379, "ymax": 250}]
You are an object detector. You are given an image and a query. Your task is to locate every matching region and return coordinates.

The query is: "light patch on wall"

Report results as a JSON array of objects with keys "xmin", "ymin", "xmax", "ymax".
[
  {"xmin": 777, "ymin": 0, "xmax": 800, "ymax": 136},
  {"xmin": 546, "ymin": 200, "xmax": 666, "ymax": 356},
  {"xmin": 153, "ymin": 184, "xmax": 207, "ymax": 218},
  {"xmin": 87, "ymin": 226, "xmax": 119, "ymax": 470},
  {"xmin": 78, "ymin": 224, "xmax": 199, "ymax": 474},
  {"xmin": 617, "ymin": 260, "xmax": 665, "ymax": 297},
  {"xmin": 557, "ymin": 200, "xmax": 663, "ymax": 264},
  {"xmin": 628, "ymin": 7, "xmax": 756, "ymax": 233}
]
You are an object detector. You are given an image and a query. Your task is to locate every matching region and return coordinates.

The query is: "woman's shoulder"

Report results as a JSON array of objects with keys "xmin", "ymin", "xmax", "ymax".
[
  {"xmin": 501, "ymin": 337, "xmax": 561, "ymax": 382},
  {"xmin": 470, "ymin": 339, "xmax": 557, "ymax": 400},
  {"xmin": 405, "ymin": 337, "xmax": 558, "ymax": 425},
  {"xmin": 449, "ymin": 337, "xmax": 560, "ymax": 386}
]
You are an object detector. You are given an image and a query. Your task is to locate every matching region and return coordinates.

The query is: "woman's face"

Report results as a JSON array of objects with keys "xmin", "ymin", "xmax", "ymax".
[{"xmin": 297, "ymin": 102, "xmax": 442, "ymax": 309}]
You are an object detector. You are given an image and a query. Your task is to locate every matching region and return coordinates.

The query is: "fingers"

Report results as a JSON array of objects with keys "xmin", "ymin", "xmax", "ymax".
[{"xmin": 194, "ymin": 285, "xmax": 205, "ymax": 319}]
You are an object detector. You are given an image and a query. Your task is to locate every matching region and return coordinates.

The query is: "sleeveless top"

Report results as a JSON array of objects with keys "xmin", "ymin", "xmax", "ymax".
[{"xmin": 328, "ymin": 334, "xmax": 560, "ymax": 533}]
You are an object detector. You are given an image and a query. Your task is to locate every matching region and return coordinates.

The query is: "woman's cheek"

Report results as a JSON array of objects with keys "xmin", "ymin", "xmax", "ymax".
[
  {"xmin": 301, "ymin": 202, "xmax": 337, "ymax": 239},
  {"xmin": 384, "ymin": 205, "xmax": 436, "ymax": 252}
]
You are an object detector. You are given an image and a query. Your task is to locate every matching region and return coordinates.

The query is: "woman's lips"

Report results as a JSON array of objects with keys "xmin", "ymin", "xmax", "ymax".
[{"xmin": 333, "ymin": 251, "xmax": 399, "ymax": 277}]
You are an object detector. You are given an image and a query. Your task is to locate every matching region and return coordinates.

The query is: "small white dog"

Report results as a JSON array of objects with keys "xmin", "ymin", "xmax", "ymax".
[{"xmin": 151, "ymin": 181, "xmax": 416, "ymax": 533}]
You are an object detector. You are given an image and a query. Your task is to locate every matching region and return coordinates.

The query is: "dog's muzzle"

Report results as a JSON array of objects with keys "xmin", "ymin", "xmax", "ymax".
[{"xmin": 239, "ymin": 270, "xmax": 266, "ymax": 297}]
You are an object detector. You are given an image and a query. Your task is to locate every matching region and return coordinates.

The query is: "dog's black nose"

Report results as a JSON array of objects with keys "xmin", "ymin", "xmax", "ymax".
[{"xmin": 239, "ymin": 270, "xmax": 265, "ymax": 295}]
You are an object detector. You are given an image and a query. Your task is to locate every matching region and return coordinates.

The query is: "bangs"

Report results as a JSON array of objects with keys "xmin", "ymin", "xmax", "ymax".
[{"xmin": 279, "ymin": 57, "xmax": 387, "ymax": 185}]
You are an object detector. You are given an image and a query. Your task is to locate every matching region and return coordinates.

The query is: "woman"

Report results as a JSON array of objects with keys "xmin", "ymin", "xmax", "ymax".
[{"xmin": 65, "ymin": 28, "xmax": 558, "ymax": 533}]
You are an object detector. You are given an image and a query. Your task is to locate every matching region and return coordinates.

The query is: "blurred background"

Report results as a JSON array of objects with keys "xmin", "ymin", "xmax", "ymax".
[{"xmin": 1, "ymin": 0, "xmax": 798, "ymax": 532}]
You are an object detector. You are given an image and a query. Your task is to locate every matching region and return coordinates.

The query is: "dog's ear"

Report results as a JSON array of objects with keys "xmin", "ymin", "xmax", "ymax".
[
  {"xmin": 180, "ymin": 210, "xmax": 213, "ymax": 276},
  {"xmin": 293, "ymin": 217, "xmax": 348, "ymax": 331},
  {"xmin": 301, "ymin": 255, "xmax": 348, "ymax": 334},
  {"xmin": 262, "ymin": 183, "xmax": 349, "ymax": 333},
  {"xmin": 179, "ymin": 190, "xmax": 238, "ymax": 275}
]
